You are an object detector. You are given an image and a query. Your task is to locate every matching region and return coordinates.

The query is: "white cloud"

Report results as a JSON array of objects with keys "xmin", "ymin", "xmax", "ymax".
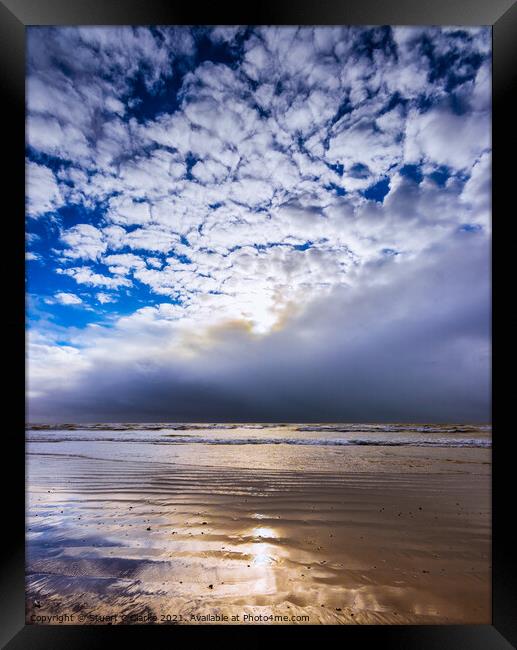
[
  {"xmin": 96, "ymin": 292, "xmax": 118, "ymax": 304},
  {"xmin": 27, "ymin": 114, "xmax": 91, "ymax": 163},
  {"xmin": 26, "ymin": 161, "xmax": 64, "ymax": 217},
  {"xmin": 102, "ymin": 253, "xmax": 146, "ymax": 274},
  {"xmin": 61, "ymin": 266, "xmax": 132, "ymax": 289},
  {"xmin": 459, "ymin": 151, "xmax": 491, "ymax": 229},
  {"xmin": 54, "ymin": 292, "xmax": 83, "ymax": 305},
  {"xmin": 404, "ymin": 106, "xmax": 490, "ymax": 170},
  {"xmin": 61, "ymin": 224, "xmax": 107, "ymax": 261},
  {"xmin": 107, "ymin": 196, "xmax": 152, "ymax": 226}
]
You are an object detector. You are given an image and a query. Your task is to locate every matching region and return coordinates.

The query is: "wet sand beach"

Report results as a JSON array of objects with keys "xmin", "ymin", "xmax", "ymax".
[{"xmin": 26, "ymin": 424, "xmax": 491, "ymax": 625}]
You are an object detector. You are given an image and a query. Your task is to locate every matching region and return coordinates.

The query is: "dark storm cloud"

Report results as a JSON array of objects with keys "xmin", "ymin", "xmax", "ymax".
[{"xmin": 28, "ymin": 233, "xmax": 490, "ymax": 423}]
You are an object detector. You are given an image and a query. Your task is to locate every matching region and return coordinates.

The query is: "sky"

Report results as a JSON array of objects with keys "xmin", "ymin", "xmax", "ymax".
[{"xmin": 26, "ymin": 26, "xmax": 491, "ymax": 423}]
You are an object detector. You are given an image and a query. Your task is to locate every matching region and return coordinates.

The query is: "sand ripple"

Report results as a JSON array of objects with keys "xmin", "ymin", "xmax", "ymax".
[{"xmin": 27, "ymin": 449, "xmax": 490, "ymax": 624}]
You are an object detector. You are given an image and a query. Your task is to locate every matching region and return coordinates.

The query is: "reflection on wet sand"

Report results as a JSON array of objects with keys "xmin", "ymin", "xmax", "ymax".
[{"xmin": 26, "ymin": 446, "xmax": 491, "ymax": 624}]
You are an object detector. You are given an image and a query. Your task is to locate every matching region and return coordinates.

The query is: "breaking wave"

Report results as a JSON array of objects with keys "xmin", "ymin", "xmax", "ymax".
[{"xmin": 27, "ymin": 432, "xmax": 491, "ymax": 448}]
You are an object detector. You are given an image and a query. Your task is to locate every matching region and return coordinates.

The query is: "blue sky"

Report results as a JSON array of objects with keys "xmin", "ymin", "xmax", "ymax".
[{"xmin": 26, "ymin": 26, "xmax": 491, "ymax": 422}]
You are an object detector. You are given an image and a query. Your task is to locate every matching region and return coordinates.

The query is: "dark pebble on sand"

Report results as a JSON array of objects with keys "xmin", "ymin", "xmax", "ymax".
[
  {"xmin": 146, "ymin": 527, "xmax": 151, "ymax": 531},
  {"xmin": 208, "ymin": 584, "xmax": 213, "ymax": 589}
]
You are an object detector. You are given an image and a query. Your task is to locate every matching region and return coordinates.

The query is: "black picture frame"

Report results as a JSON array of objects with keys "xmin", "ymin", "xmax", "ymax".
[{"xmin": 2, "ymin": 0, "xmax": 515, "ymax": 647}]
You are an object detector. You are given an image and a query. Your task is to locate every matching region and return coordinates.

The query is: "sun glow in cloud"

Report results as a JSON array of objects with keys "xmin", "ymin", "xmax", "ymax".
[{"xmin": 26, "ymin": 26, "xmax": 491, "ymax": 423}]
